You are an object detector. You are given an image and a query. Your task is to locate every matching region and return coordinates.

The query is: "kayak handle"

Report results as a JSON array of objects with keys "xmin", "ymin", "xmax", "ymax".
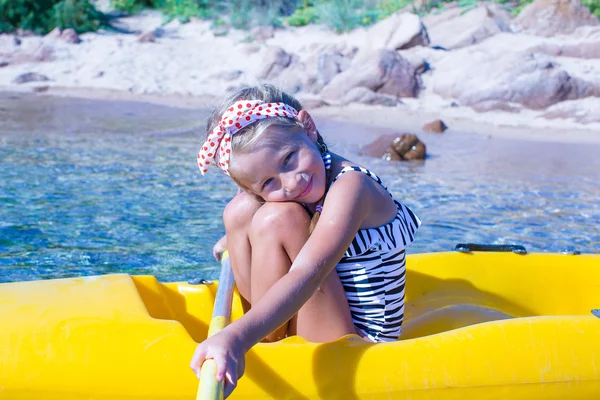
[{"xmin": 454, "ymin": 243, "xmax": 527, "ymax": 254}]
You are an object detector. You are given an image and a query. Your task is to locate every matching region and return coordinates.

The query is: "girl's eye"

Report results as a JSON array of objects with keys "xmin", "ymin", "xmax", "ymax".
[
  {"xmin": 284, "ymin": 151, "xmax": 294, "ymax": 165},
  {"xmin": 262, "ymin": 178, "xmax": 273, "ymax": 189}
]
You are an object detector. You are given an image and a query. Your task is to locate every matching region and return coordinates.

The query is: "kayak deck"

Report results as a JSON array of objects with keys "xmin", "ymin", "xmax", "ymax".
[{"xmin": 1, "ymin": 251, "xmax": 600, "ymax": 399}]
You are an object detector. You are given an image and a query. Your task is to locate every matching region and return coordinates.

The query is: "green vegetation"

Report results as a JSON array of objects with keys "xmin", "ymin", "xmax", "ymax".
[
  {"xmin": 286, "ymin": 0, "xmax": 413, "ymax": 32},
  {"xmin": 0, "ymin": 0, "xmax": 107, "ymax": 33},
  {"xmin": 583, "ymin": 0, "xmax": 600, "ymax": 18},
  {"xmin": 2, "ymin": 0, "xmax": 599, "ymax": 35}
]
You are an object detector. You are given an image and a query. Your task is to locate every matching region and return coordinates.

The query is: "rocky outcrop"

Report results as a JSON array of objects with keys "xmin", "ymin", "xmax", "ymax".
[
  {"xmin": 366, "ymin": 12, "xmax": 430, "ymax": 50},
  {"xmin": 513, "ymin": 0, "xmax": 599, "ymax": 37},
  {"xmin": 431, "ymin": 34, "xmax": 600, "ymax": 110},
  {"xmin": 424, "ymin": 4, "xmax": 513, "ymax": 49},
  {"xmin": 525, "ymin": 26, "xmax": 600, "ymax": 58},
  {"xmin": 541, "ymin": 97, "xmax": 600, "ymax": 123},
  {"xmin": 316, "ymin": 50, "xmax": 351, "ymax": 86},
  {"xmin": 1, "ymin": 4, "xmax": 600, "ymax": 131},
  {"xmin": 320, "ymin": 49, "xmax": 420, "ymax": 103},
  {"xmin": 256, "ymin": 46, "xmax": 292, "ymax": 79}
]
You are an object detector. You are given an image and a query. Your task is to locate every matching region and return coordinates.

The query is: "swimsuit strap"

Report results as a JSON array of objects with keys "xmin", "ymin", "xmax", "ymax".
[{"xmin": 331, "ymin": 166, "xmax": 393, "ymax": 198}]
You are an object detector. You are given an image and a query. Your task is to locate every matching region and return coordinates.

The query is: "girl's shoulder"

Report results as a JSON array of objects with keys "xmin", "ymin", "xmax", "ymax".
[
  {"xmin": 329, "ymin": 154, "xmax": 387, "ymax": 193},
  {"xmin": 326, "ymin": 155, "xmax": 397, "ymax": 229}
]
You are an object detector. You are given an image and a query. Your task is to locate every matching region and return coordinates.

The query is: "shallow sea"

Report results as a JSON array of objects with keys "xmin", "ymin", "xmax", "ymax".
[{"xmin": 1, "ymin": 92, "xmax": 599, "ymax": 283}]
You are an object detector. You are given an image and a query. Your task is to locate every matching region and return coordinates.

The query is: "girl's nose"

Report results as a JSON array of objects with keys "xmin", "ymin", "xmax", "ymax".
[{"xmin": 281, "ymin": 173, "xmax": 299, "ymax": 194}]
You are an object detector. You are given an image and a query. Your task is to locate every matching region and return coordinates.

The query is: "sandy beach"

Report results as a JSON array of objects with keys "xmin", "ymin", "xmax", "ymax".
[{"xmin": 1, "ymin": 3, "xmax": 600, "ymax": 144}]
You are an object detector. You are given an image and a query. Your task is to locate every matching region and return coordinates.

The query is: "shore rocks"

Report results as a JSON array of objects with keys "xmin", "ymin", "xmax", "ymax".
[
  {"xmin": 321, "ymin": 49, "xmax": 420, "ymax": 103},
  {"xmin": 366, "ymin": 12, "xmax": 430, "ymax": 50},
  {"xmin": 13, "ymin": 72, "xmax": 50, "ymax": 84},
  {"xmin": 0, "ymin": 35, "xmax": 54, "ymax": 66},
  {"xmin": 425, "ymin": 4, "xmax": 512, "ymax": 49},
  {"xmin": 137, "ymin": 31, "xmax": 156, "ymax": 43},
  {"xmin": 423, "ymin": 119, "xmax": 448, "ymax": 133},
  {"xmin": 514, "ymin": 0, "xmax": 599, "ymax": 37},
  {"xmin": 257, "ymin": 46, "xmax": 292, "ymax": 79},
  {"xmin": 431, "ymin": 36, "xmax": 600, "ymax": 110},
  {"xmin": 541, "ymin": 97, "xmax": 600, "ymax": 123},
  {"xmin": 1, "ymin": 3, "xmax": 599, "ymax": 128},
  {"xmin": 45, "ymin": 27, "xmax": 81, "ymax": 44}
]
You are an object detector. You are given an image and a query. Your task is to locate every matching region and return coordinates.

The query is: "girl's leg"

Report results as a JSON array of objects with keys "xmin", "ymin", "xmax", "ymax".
[
  {"xmin": 222, "ymin": 191, "xmax": 262, "ymax": 312},
  {"xmin": 248, "ymin": 202, "xmax": 355, "ymax": 342}
]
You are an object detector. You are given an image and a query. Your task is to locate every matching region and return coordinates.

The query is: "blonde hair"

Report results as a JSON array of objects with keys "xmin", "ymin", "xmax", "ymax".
[{"xmin": 206, "ymin": 84, "xmax": 329, "ymax": 234}]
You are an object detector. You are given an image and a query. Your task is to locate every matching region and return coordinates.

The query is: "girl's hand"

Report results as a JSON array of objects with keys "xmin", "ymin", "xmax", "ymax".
[
  {"xmin": 212, "ymin": 235, "xmax": 227, "ymax": 261},
  {"xmin": 190, "ymin": 329, "xmax": 246, "ymax": 399}
]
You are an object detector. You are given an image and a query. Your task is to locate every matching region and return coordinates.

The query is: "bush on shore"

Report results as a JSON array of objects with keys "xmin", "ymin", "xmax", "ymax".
[
  {"xmin": 112, "ymin": 0, "xmax": 600, "ymax": 31},
  {"xmin": 1, "ymin": 0, "xmax": 598, "ymax": 35},
  {"xmin": 0, "ymin": 0, "xmax": 107, "ymax": 34}
]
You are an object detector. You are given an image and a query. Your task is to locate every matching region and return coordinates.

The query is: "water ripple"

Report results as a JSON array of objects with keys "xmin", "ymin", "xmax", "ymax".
[{"xmin": 1, "ymin": 94, "xmax": 599, "ymax": 283}]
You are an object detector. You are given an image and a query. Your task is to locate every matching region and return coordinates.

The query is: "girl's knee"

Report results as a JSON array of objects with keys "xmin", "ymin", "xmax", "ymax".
[
  {"xmin": 223, "ymin": 192, "xmax": 263, "ymax": 232},
  {"xmin": 250, "ymin": 202, "xmax": 310, "ymax": 239}
]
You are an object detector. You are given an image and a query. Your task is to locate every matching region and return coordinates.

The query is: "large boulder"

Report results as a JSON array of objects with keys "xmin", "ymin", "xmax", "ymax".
[
  {"xmin": 526, "ymin": 25, "xmax": 600, "ymax": 58},
  {"xmin": 424, "ymin": 4, "xmax": 513, "ymax": 49},
  {"xmin": 365, "ymin": 12, "xmax": 430, "ymax": 50},
  {"xmin": 320, "ymin": 49, "xmax": 420, "ymax": 103},
  {"xmin": 274, "ymin": 43, "xmax": 357, "ymax": 95},
  {"xmin": 431, "ymin": 34, "xmax": 600, "ymax": 110},
  {"xmin": 398, "ymin": 45, "xmax": 449, "ymax": 75},
  {"xmin": 541, "ymin": 97, "xmax": 600, "ymax": 123},
  {"xmin": 513, "ymin": 0, "xmax": 599, "ymax": 37},
  {"xmin": 256, "ymin": 46, "xmax": 292, "ymax": 79}
]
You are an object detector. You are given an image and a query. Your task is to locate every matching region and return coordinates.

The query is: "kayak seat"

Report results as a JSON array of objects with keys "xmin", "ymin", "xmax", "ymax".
[{"xmin": 400, "ymin": 304, "xmax": 512, "ymax": 340}]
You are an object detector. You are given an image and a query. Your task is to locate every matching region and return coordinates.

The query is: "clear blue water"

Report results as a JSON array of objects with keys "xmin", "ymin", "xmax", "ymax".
[{"xmin": 1, "ymin": 93, "xmax": 599, "ymax": 283}]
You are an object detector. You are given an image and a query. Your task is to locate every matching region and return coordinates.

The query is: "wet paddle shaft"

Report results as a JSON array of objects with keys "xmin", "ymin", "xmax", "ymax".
[{"xmin": 196, "ymin": 251, "xmax": 235, "ymax": 400}]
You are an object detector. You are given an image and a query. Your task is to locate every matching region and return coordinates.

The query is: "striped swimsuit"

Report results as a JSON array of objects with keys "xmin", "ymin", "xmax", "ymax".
[{"xmin": 331, "ymin": 166, "xmax": 421, "ymax": 342}]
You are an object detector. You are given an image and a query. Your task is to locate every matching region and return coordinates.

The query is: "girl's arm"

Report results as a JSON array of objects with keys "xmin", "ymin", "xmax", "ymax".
[{"xmin": 190, "ymin": 172, "xmax": 381, "ymax": 395}]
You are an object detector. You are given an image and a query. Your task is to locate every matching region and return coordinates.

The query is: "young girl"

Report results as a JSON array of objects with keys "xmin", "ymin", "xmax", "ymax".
[{"xmin": 190, "ymin": 84, "xmax": 420, "ymax": 396}]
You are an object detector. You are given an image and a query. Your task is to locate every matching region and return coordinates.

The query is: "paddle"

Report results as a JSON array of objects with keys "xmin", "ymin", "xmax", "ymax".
[{"xmin": 196, "ymin": 250, "xmax": 235, "ymax": 400}]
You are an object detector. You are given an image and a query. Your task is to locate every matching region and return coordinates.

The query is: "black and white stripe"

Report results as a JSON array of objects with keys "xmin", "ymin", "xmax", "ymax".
[{"xmin": 331, "ymin": 166, "xmax": 421, "ymax": 342}]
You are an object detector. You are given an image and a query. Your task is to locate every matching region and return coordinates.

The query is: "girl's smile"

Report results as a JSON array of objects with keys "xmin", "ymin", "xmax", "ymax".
[
  {"xmin": 229, "ymin": 125, "xmax": 326, "ymax": 204},
  {"xmin": 298, "ymin": 176, "xmax": 313, "ymax": 198}
]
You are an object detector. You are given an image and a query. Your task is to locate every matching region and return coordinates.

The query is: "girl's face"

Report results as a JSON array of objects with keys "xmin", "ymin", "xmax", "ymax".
[{"xmin": 229, "ymin": 124, "xmax": 326, "ymax": 204}]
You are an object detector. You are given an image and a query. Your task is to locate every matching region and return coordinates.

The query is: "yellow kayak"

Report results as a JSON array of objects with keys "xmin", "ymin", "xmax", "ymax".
[{"xmin": 1, "ymin": 250, "xmax": 600, "ymax": 399}]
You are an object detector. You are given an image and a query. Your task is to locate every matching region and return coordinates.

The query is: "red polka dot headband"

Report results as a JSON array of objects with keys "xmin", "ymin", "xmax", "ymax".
[{"xmin": 197, "ymin": 100, "xmax": 299, "ymax": 176}]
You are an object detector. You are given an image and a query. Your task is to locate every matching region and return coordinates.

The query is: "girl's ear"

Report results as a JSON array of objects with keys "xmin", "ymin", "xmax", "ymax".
[{"xmin": 297, "ymin": 110, "xmax": 318, "ymax": 143}]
